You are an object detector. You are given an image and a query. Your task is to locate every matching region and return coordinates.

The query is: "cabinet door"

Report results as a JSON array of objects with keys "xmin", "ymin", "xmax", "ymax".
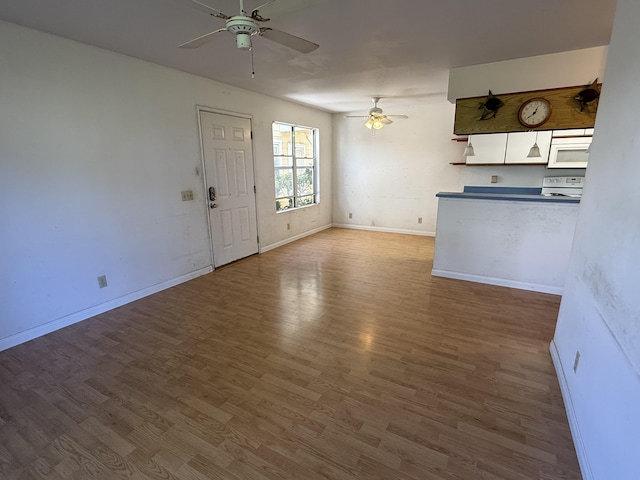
[
  {"xmin": 465, "ymin": 133, "xmax": 507, "ymax": 164},
  {"xmin": 504, "ymin": 131, "xmax": 552, "ymax": 164},
  {"xmin": 552, "ymin": 128, "xmax": 595, "ymax": 137},
  {"xmin": 551, "ymin": 129, "xmax": 586, "ymax": 137}
]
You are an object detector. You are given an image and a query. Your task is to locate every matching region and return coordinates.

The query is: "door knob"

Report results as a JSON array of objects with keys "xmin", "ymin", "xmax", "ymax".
[{"xmin": 210, "ymin": 202, "xmax": 217, "ymax": 209}]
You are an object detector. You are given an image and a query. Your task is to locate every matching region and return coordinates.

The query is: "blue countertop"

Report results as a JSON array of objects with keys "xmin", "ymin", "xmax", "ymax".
[{"xmin": 436, "ymin": 186, "xmax": 580, "ymax": 204}]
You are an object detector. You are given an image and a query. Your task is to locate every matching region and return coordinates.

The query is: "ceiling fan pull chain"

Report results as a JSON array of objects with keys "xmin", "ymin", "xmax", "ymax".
[{"xmin": 251, "ymin": 46, "xmax": 255, "ymax": 78}]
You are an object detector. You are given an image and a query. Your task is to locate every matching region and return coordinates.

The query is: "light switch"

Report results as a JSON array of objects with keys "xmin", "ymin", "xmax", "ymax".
[{"xmin": 181, "ymin": 190, "xmax": 194, "ymax": 201}]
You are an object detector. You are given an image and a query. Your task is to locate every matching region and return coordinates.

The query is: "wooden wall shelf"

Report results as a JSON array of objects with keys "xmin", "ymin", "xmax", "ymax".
[{"xmin": 453, "ymin": 84, "xmax": 601, "ymax": 135}]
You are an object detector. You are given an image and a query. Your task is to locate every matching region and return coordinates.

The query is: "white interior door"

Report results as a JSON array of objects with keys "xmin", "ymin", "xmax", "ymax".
[{"xmin": 199, "ymin": 111, "xmax": 258, "ymax": 268}]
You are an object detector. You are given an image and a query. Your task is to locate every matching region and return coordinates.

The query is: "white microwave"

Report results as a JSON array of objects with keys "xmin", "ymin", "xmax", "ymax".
[{"xmin": 548, "ymin": 136, "xmax": 592, "ymax": 169}]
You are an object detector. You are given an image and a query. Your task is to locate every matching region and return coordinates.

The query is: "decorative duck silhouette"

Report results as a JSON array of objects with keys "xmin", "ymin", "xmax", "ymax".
[
  {"xmin": 478, "ymin": 90, "xmax": 504, "ymax": 120},
  {"xmin": 575, "ymin": 79, "xmax": 600, "ymax": 112}
]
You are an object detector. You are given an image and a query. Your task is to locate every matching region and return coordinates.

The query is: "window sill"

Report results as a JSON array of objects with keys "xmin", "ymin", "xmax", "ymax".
[{"xmin": 276, "ymin": 202, "xmax": 320, "ymax": 214}]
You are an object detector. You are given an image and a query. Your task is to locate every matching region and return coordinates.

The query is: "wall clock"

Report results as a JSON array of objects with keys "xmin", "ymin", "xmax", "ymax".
[{"xmin": 518, "ymin": 97, "xmax": 552, "ymax": 128}]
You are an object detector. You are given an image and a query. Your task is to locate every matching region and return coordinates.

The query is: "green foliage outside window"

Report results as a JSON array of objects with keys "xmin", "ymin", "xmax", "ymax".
[{"xmin": 273, "ymin": 122, "xmax": 318, "ymax": 211}]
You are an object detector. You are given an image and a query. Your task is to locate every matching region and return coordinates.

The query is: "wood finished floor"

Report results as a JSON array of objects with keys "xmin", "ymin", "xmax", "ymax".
[{"xmin": 0, "ymin": 228, "xmax": 581, "ymax": 480}]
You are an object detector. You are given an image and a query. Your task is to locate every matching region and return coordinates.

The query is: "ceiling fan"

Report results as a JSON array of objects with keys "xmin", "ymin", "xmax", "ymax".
[
  {"xmin": 178, "ymin": 0, "xmax": 319, "ymax": 54},
  {"xmin": 345, "ymin": 97, "xmax": 409, "ymax": 130}
]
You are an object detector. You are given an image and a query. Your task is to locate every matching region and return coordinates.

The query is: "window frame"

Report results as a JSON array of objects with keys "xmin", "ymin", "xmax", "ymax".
[{"xmin": 272, "ymin": 121, "xmax": 319, "ymax": 212}]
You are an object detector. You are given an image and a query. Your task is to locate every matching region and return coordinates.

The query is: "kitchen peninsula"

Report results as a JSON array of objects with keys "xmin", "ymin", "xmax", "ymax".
[{"xmin": 432, "ymin": 186, "xmax": 580, "ymax": 294}]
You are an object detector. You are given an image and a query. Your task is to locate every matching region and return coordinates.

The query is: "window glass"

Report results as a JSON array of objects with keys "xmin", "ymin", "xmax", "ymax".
[
  {"xmin": 272, "ymin": 122, "xmax": 319, "ymax": 212},
  {"xmin": 275, "ymin": 169, "xmax": 294, "ymax": 197}
]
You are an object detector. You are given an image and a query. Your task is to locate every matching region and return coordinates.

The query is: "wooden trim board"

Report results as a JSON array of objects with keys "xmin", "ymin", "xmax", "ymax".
[{"xmin": 454, "ymin": 84, "xmax": 601, "ymax": 135}]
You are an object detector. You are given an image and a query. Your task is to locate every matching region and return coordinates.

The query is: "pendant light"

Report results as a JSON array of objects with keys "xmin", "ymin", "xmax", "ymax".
[
  {"xmin": 463, "ymin": 137, "xmax": 475, "ymax": 157},
  {"xmin": 527, "ymin": 131, "xmax": 541, "ymax": 158}
]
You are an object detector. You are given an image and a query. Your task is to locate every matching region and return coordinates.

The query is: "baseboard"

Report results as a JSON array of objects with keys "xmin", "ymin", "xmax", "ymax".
[
  {"xmin": 259, "ymin": 224, "xmax": 332, "ymax": 253},
  {"xmin": 332, "ymin": 223, "xmax": 435, "ymax": 237},
  {"xmin": 550, "ymin": 339, "xmax": 594, "ymax": 480},
  {"xmin": 430, "ymin": 268, "xmax": 563, "ymax": 295},
  {"xmin": 0, "ymin": 266, "xmax": 213, "ymax": 353}
]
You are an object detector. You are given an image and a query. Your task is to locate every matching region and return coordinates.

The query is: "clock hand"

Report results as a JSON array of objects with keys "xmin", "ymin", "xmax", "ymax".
[{"xmin": 526, "ymin": 107, "xmax": 539, "ymax": 119}]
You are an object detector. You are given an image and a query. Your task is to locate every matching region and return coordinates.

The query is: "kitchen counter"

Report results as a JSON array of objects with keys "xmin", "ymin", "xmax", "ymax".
[
  {"xmin": 436, "ymin": 186, "xmax": 581, "ymax": 203},
  {"xmin": 432, "ymin": 187, "xmax": 581, "ymax": 294}
]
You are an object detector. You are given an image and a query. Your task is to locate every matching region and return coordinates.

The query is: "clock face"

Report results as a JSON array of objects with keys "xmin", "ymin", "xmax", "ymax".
[{"xmin": 518, "ymin": 98, "xmax": 552, "ymax": 128}]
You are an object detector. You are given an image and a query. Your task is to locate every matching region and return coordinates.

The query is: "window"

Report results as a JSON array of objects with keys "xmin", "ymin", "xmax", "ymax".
[{"xmin": 273, "ymin": 122, "xmax": 318, "ymax": 212}]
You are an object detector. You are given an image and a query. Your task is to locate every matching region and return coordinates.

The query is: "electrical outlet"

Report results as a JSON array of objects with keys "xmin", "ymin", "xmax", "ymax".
[
  {"xmin": 349, "ymin": 213, "xmax": 352, "ymax": 219},
  {"xmin": 418, "ymin": 217, "xmax": 423, "ymax": 224},
  {"xmin": 287, "ymin": 223, "xmax": 290, "ymax": 230},
  {"xmin": 573, "ymin": 350, "xmax": 581, "ymax": 373},
  {"xmin": 491, "ymin": 175, "xmax": 498, "ymax": 184},
  {"xmin": 97, "ymin": 275, "xmax": 108, "ymax": 288},
  {"xmin": 181, "ymin": 190, "xmax": 194, "ymax": 201}
]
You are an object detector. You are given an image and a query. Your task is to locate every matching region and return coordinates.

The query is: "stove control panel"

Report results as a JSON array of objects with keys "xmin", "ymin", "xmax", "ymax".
[
  {"xmin": 541, "ymin": 176, "xmax": 585, "ymax": 197},
  {"xmin": 542, "ymin": 176, "xmax": 584, "ymax": 187}
]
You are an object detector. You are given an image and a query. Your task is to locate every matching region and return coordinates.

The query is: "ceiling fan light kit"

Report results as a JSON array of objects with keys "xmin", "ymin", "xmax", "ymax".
[
  {"xmin": 365, "ymin": 117, "xmax": 384, "ymax": 130},
  {"xmin": 346, "ymin": 97, "xmax": 408, "ymax": 130}
]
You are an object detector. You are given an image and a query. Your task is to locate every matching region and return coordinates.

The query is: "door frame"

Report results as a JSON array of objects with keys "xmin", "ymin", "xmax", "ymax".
[{"xmin": 196, "ymin": 105, "xmax": 260, "ymax": 269}]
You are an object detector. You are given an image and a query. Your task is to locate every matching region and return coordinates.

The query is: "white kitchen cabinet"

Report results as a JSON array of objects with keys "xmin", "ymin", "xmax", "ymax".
[
  {"xmin": 504, "ymin": 131, "xmax": 552, "ymax": 164},
  {"xmin": 465, "ymin": 131, "xmax": 551, "ymax": 165},
  {"xmin": 552, "ymin": 128, "xmax": 594, "ymax": 137},
  {"xmin": 465, "ymin": 133, "xmax": 508, "ymax": 164}
]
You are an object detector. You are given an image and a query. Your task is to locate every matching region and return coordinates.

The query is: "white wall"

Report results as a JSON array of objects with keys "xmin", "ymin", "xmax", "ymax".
[
  {"xmin": 458, "ymin": 164, "xmax": 587, "ymax": 188},
  {"xmin": 332, "ymin": 100, "xmax": 462, "ymax": 235},
  {"xmin": 448, "ymin": 46, "xmax": 608, "ymax": 102},
  {"xmin": 0, "ymin": 21, "xmax": 332, "ymax": 350},
  {"xmin": 433, "ymin": 198, "xmax": 579, "ymax": 294},
  {"xmin": 551, "ymin": 0, "xmax": 640, "ymax": 478}
]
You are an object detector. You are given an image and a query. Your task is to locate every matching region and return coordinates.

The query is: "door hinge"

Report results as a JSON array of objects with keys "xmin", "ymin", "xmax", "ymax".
[
  {"xmin": 250, "ymin": 131, "xmax": 253, "ymax": 139},
  {"xmin": 257, "ymin": 235, "xmax": 260, "ymax": 244},
  {"xmin": 253, "ymin": 185, "xmax": 256, "ymax": 194}
]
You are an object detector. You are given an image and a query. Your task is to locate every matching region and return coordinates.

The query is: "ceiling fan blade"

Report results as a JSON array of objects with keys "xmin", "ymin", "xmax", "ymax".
[
  {"xmin": 344, "ymin": 115, "xmax": 369, "ymax": 118},
  {"xmin": 386, "ymin": 115, "xmax": 409, "ymax": 119},
  {"xmin": 381, "ymin": 117, "xmax": 393, "ymax": 125},
  {"xmin": 254, "ymin": 0, "xmax": 321, "ymax": 21},
  {"xmin": 251, "ymin": 0, "xmax": 276, "ymax": 21},
  {"xmin": 259, "ymin": 27, "xmax": 319, "ymax": 53},
  {"xmin": 179, "ymin": 0, "xmax": 230, "ymax": 19},
  {"xmin": 179, "ymin": 28, "xmax": 227, "ymax": 48}
]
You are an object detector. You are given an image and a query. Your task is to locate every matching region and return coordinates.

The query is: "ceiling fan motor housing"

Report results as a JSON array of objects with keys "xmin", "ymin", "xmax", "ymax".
[{"xmin": 226, "ymin": 16, "xmax": 260, "ymax": 49}]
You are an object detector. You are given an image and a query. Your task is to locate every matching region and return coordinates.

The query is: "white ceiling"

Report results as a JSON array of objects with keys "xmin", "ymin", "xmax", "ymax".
[{"xmin": 0, "ymin": 0, "xmax": 616, "ymax": 114}]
